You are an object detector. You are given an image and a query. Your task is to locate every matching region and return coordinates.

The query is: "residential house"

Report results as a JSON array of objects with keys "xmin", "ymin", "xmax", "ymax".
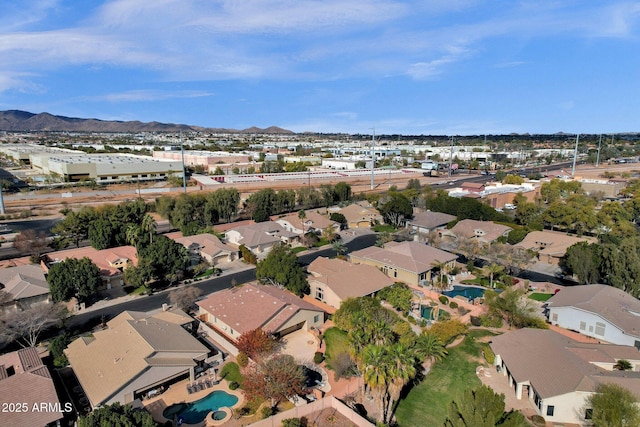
[
  {"xmin": 41, "ymin": 246, "xmax": 138, "ymax": 290},
  {"xmin": 307, "ymin": 257, "xmax": 395, "ymax": 309},
  {"xmin": 338, "ymin": 202, "xmax": 382, "ymax": 228},
  {"xmin": 0, "ymin": 265, "xmax": 50, "ymax": 310},
  {"xmin": 349, "ymin": 241, "xmax": 457, "ymax": 286},
  {"xmin": 196, "ymin": 283, "xmax": 324, "ymax": 345},
  {"xmin": 272, "ymin": 210, "xmax": 340, "ymax": 236},
  {"xmin": 515, "ymin": 231, "xmax": 596, "ymax": 265},
  {"xmin": 406, "ymin": 210, "xmax": 456, "ymax": 235},
  {"xmin": 546, "ymin": 284, "xmax": 640, "ymax": 348},
  {"xmin": 171, "ymin": 232, "xmax": 237, "ymax": 266},
  {"xmin": 491, "ymin": 328, "xmax": 640, "ymax": 425},
  {"xmin": 65, "ymin": 308, "xmax": 209, "ymax": 409},
  {"xmin": 441, "ymin": 219, "xmax": 512, "ymax": 245},
  {"xmin": 460, "ymin": 182, "xmax": 486, "ymax": 193},
  {"xmin": 0, "ymin": 347, "xmax": 66, "ymax": 427},
  {"xmin": 224, "ymin": 222, "xmax": 299, "ymax": 256}
]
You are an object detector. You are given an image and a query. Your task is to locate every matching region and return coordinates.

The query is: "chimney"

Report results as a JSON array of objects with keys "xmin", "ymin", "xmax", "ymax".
[{"xmin": 162, "ymin": 303, "xmax": 169, "ymax": 311}]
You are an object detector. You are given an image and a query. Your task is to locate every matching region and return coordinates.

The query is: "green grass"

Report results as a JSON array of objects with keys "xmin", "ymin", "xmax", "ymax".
[
  {"xmin": 529, "ymin": 293, "xmax": 554, "ymax": 302},
  {"xmin": 291, "ymin": 246, "xmax": 307, "ymax": 254},
  {"xmin": 129, "ymin": 285, "xmax": 148, "ymax": 295},
  {"xmin": 314, "ymin": 238, "xmax": 330, "ymax": 247},
  {"xmin": 323, "ymin": 327, "xmax": 350, "ymax": 369},
  {"xmin": 372, "ymin": 224, "xmax": 396, "ymax": 233},
  {"xmin": 395, "ymin": 329, "xmax": 497, "ymax": 427},
  {"xmin": 220, "ymin": 362, "xmax": 244, "ymax": 387}
]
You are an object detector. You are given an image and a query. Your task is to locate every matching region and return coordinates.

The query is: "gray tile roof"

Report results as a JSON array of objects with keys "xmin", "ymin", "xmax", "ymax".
[
  {"xmin": 548, "ymin": 285, "xmax": 640, "ymax": 338},
  {"xmin": 491, "ymin": 328, "xmax": 640, "ymax": 399}
]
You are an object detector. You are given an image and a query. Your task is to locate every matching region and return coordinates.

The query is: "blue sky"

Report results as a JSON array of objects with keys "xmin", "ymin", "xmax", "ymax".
[{"xmin": 1, "ymin": 1, "xmax": 639, "ymax": 135}]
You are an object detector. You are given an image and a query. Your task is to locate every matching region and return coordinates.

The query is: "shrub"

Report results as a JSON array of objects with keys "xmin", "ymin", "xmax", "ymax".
[
  {"xmin": 237, "ymin": 352, "xmax": 249, "ymax": 368},
  {"xmin": 482, "ymin": 344, "xmax": 496, "ymax": 364},
  {"xmin": 470, "ymin": 316, "xmax": 482, "ymax": 327},
  {"xmin": 480, "ymin": 314, "xmax": 503, "ymax": 328},
  {"xmin": 419, "ymin": 319, "xmax": 427, "ymax": 327},
  {"xmin": 313, "ymin": 352, "xmax": 325, "ymax": 364},
  {"xmin": 261, "ymin": 406, "xmax": 275, "ymax": 419},
  {"xmin": 282, "ymin": 418, "xmax": 307, "ymax": 427},
  {"xmin": 429, "ymin": 319, "xmax": 467, "ymax": 345},
  {"xmin": 229, "ymin": 381, "xmax": 239, "ymax": 390},
  {"xmin": 332, "ymin": 351, "xmax": 357, "ymax": 381},
  {"xmin": 531, "ymin": 415, "xmax": 546, "ymax": 427},
  {"xmin": 449, "ymin": 301, "xmax": 459, "ymax": 309},
  {"xmin": 438, "ymin": 295, "xmax": 449, "ymax": 305},
  {"xmin": 458, "ymin": 306, "xmax": 469, "ymax": 316}
]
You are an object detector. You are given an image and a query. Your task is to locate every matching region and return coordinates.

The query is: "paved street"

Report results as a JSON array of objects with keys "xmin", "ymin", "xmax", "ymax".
[{"xmin": 67, "ymin": 233, "xmax": 377, "ymax": 331}]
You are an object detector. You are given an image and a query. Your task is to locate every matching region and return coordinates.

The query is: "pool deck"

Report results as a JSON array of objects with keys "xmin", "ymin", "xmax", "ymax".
[{"xmin": 144, "ymin": 376, "xmax": 244, "ymax": 427}]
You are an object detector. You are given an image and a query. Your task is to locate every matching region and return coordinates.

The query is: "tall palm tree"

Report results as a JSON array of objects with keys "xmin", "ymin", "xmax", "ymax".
[
  {"xmin": 362, "ymin": 344, "xmax": 392, "ymax": 421},
  {"xmin": 298, "ymin": 209, "xmax": 307, "ymax": 235},
  {"xmin": 482, "ymin": 263, "xmax": 504, "ymax": 288},
  {"xmin": 386, "ymin": 343, "xmax": 417, "ymax": 424},
  {"xmin": 125, "ymin": 224, "xmax": 142, "ymax": 250},
  {"xmin": 366, "ymin": 320, "xmax": 394, "ymax": 347},
  {"xmin": 430, "ymin": 259, "xmax": 451, "ymax": 289},
  {"xmin": 141, "ymin": 213, "xmax": 157, "ymax": 244}
]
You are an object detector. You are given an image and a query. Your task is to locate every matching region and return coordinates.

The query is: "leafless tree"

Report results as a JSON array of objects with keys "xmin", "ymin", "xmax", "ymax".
[
  {"xmin": 168, "ymin": 286, "xmax": 202, "ymax": 312},
  {"xmin": 0, "ymin": 303, "xmax": 67, "ymax": 348},
  {"xmin": 13, "ymin": 229, "xmax": 49, "ymax": 261}
]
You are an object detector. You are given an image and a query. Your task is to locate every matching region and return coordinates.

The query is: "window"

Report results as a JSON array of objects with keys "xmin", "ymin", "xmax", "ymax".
[
  {"xmin": 585, "ymin": 409, "xmax": 593, "ymax": 420},
  {"xmin": 316, "ymin": 289, "xmax": 324, "ymax": 301},
  {"xmin": 580, "ymin": 321, "xmax": 586, "ymax": 331},
  {"xmin": 393, "ymin": 270, "xmax": 397, "ymax": 278},
  {"xmin": 595, "ymin": 322, "xmax": 606, "ymax": 336},
  {"xmin": 635, "ymin": 340, "xmax": 640, "ymax": 351},
  {"xmin": 546, "ymin": 405, "xmax": 555, "ymax": 416},
  {"xmin": 551, "ymin": 313, "xmax": 558, "ymax": 322},
  {"xmin": 313, "ymin": 315, "xmax": 320, "ymax": 323}
]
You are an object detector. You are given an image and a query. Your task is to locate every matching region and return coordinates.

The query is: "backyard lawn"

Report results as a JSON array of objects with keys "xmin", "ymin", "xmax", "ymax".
[
  {"xmin": 323, "ymin": 327, "xmax": 350, "ymax": 370},
  {"xmin": 529, "ymin": 292, "xmax": 554, "ymax": 302},
  {"xmin": 395, "ymin": 329, "xmax": 497, "ymax": 427}
]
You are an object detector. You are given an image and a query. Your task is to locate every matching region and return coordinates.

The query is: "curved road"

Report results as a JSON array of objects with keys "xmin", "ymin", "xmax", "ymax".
[{"xmin": 67, "ymin": 234, "xmax": 378, "ymax": 331}]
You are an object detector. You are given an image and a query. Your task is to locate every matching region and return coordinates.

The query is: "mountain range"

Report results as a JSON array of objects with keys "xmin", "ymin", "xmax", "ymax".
[{"xmin": 0, "ymin": 110, "xmax": 293, "ymax": 134}]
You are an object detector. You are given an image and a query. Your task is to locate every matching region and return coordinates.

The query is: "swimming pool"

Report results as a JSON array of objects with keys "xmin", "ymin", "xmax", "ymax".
[
  {"xmin": 443, "ymin": 285, "xmax": 486, "ymax": 300},
  {"xmin": 163, "ymin": 390, "xmax": 239, "ymax": 424},
  {"xmin": 420, "ymin": 305, "xmax": 434, "ymax": 319}
]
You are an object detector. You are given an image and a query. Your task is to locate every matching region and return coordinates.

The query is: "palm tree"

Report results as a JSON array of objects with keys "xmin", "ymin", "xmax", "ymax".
[
  {"xmin": 386, "ymin": 344, "xmax": 417, "ymax": 424},
  {"xmin": 430, "ymin": 259, "xmax": 451, "ymax": 290},
  {"xmin": 613, "ymin": 359, "xmax": 633, "ymax": 371},
  {"xmin": 332, "ymin": 240, "xmax": 347, "ymax": 257},
  {"xmin": 482, "ymin": 263, "xmax": 504, "ymax": 289},
  {"xmin": 415, "ymin": 331, "xmax": 447, "ymax": 364},
  {"xmin": 298, "ymin": 209, "xmax": 307, "ymax": 235},
  {"xmin": 125, "ymin": 224, "xmax": 142, "ymax": 250},
  {"xmin": 141, "ymin": 213, "xmax": 157, "ymax": 244},
  {"xmin": 366, "ymin": 320, "xmax": 394, "ymax": 347},
  {"xmin": 362, "ymin": 344, "xmax": 392, "ymax": 421}
]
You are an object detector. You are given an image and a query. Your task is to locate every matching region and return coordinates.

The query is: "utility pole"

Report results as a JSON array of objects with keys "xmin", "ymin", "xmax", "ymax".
[
  {"xmin": 370, "ymin": 128, "xmax": 375, "ymax": 190},
  {"xmin": 571, "ymin": 134, "xmax": 580, "ymax": 177},
  {"xmin": 596, "ymin": 134, "xmax": 602, "ymax": 168},
  {"xmin": 180, "ymin": 131, "xmax": 187, "ymax": 193}
]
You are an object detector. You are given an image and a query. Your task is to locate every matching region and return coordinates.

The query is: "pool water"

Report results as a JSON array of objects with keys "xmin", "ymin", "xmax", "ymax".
[
  {"xmin": 420, "ymin": 306, "xmax": 434, "ymax": 319},
  {"xmin": 303, "ymin": 366, "xmax": 323, "ymax": 388},
  {"xmin": 443, "ymin": 285, "xmax": 486, "ymax": 300},
  {"xmin": 163, "ymin": 390, "xmax": 238, "ymax": 424}
]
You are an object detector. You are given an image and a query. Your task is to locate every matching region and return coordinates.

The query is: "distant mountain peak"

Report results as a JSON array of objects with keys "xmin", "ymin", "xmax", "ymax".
[{"xmin": 0, "ymin": 110, "xmax": 293, "ymax": 134}]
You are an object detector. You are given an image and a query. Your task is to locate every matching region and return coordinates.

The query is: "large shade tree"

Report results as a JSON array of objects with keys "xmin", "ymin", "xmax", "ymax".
[
  {"xmin": 47, "ymin": 257, "xmax": 102, "ymax": 303},
  {"xmin": 255, "ymin": 244, "xmax": 309, "ymax": 296},
  {"xmin": 586, "ymin": 383, "xmax": 640, "ymax": 427}
]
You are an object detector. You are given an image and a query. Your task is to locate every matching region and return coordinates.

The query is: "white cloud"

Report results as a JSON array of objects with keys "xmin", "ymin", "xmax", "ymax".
[{"xmin": 81, "ymin": 89, "xmax": 215, "ymax": 102}]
